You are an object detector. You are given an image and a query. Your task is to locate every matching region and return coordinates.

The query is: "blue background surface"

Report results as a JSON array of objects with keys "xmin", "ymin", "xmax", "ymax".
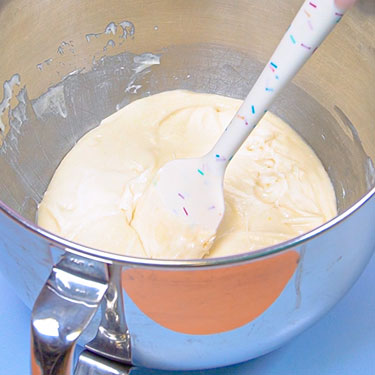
[{"xmin": 0, "ymin": 253, "xmax": 374, "ymax": 375}]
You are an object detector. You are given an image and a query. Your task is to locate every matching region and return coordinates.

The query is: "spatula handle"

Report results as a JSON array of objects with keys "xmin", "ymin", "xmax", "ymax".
[{"xmin": 208, "ymin": 0, "xmax": 348, "ymax": 167}]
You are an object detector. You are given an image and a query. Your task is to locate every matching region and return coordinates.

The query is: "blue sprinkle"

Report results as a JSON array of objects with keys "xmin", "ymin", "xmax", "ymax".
[
  {"xmin": 216, "ymin": 154, "xmax": 220, "ymax": 158},
  {"xmin": 275, "ymin": 75, "xmax": 279, "ymax": 80},
  {"xmin": 290, "ymin": 34, "xmax": 296, "ymax": 44},
  {"xmin": 197, "ymin": 169, "xmax": 204, "ymax": 176},
  {"xmin": 270, "ymin": 62, "xmax": 278, "ymax": 69},
  {"xmin": 251, "ymin": 105, "xmax": 255, "ymax": 114},
  {"xmin": 265, "ymin": 87, "xmax": 274, "ymax": 92}
]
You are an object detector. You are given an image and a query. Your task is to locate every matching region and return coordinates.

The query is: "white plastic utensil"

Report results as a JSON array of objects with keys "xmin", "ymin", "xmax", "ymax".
[{"xmin": 141, "ymin": 0, "xmax": 350, "ymax": 258}]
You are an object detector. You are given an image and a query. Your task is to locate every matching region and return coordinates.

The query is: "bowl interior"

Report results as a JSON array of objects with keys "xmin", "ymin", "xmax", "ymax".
[{"xmin": 0, "ymin": 0, "xmax": 374, "ymax": 234}]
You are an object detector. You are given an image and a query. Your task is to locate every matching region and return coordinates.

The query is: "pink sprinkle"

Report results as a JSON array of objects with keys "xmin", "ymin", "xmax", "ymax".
[
  {"xmin": 269, "ymin": 66, "xmax": 275, "ymax": 73},
  {"xmin": 335, "ymin": 12, "xmax": 343, "ymax": 16},
  {"xmin": 308, "ymin": 20, "xmax": 313, "ymax": 30},
  {"xmin": 183, "ymin": 207, "xmax": 188, "ymax": 216},
  {"xmin": 236, "ymin": 114, "xmax": 249, "ymax": 126},
  {"xmin": 309, "ymin": 2, "xmax": 317, "ymax": 8},
  {"xmin": 178, "ymin": 193, "xmax": 185, "ymax": 199},
  {"xmin": 216, "ymin": 156, "xmax": 227, "ymax": 162},
  {"xmin": 301, "ymin": 43, "xmax": 312, "ymax": 50}
]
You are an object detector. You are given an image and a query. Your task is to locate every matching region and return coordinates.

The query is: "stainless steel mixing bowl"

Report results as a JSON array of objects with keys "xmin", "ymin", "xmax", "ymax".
[{"xmin": 0, "ymin": 0, "xmax": 374, "ymax": 374}]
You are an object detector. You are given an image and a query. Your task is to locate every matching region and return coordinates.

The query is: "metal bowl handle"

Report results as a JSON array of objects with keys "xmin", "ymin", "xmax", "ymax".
[{"xmin": 31, "ymin": 254, "xmax": 109, "ymax": 375}]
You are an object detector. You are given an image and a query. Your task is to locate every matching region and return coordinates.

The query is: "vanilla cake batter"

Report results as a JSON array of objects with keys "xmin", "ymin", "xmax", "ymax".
[{"xmin": 38, "ymin": 91, "xmax": 337, "ymax": 259}]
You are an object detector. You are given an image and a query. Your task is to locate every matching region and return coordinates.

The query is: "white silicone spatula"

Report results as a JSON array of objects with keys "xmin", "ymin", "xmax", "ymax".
[{"xmin": 136, "ymin": 0, "xmax": 352, "ymax": 259}]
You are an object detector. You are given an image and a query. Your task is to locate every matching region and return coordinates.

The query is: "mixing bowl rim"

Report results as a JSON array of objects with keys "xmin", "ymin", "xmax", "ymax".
[{"xmin": 0, "ymin": 187, "xmax": 374, "ymax": 268}]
